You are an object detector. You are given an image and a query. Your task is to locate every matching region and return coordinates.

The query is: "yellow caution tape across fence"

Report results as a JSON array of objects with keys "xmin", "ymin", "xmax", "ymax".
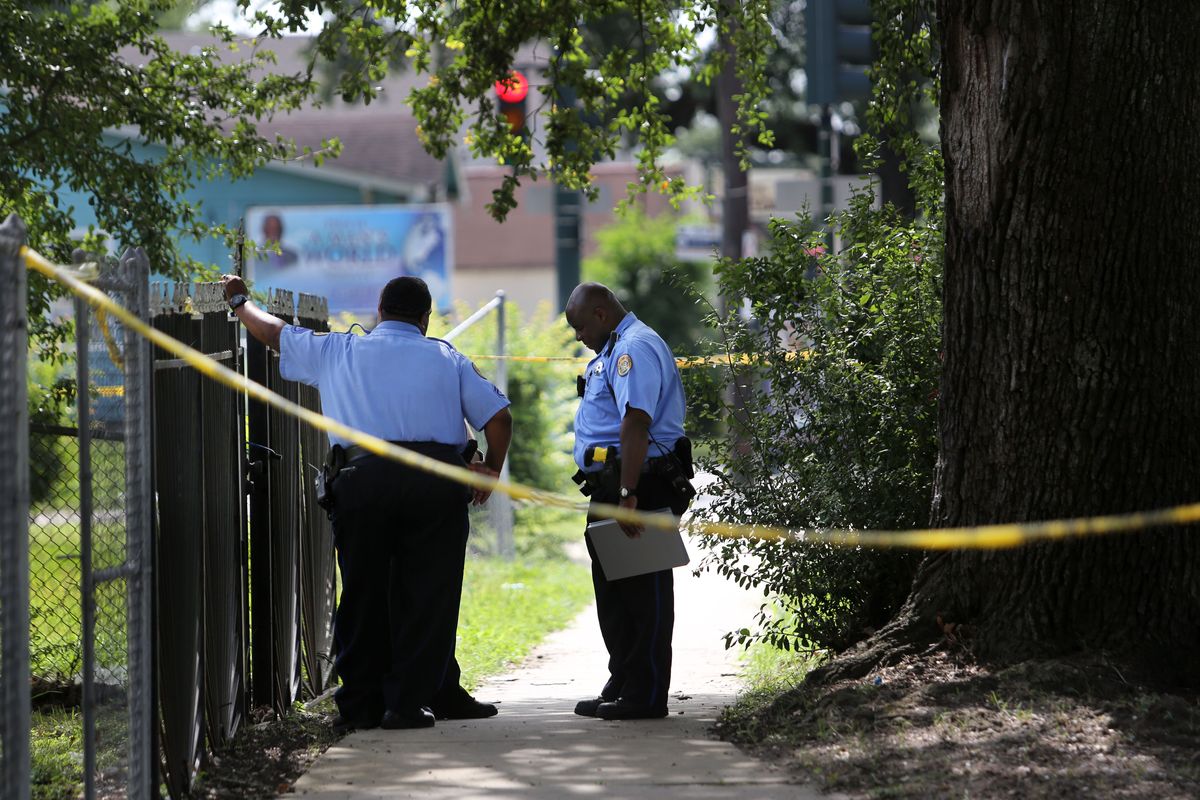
[{"xmin": 22, "ymin": 245, "xmax": 1200, "ymax": 551}]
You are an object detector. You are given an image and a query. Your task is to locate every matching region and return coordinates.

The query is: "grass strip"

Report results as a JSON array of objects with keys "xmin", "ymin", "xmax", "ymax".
[{"xmin": 456, "ymin": 554, "xmax": 592, "ymax": 690}]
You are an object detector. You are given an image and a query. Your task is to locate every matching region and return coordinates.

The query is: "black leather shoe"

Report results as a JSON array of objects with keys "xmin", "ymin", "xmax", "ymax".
[
  {"xmin": 431, "ymin": 690, "xmax": 498, "ymax": 720},
  {"xmin": 331, "ymin": 714, "xmax": 381, "ymax": 734},
  {"xmin": 596, "ymin": 699, "xmax": 668, "ymax": 720},
  {"xmin": 573, "ymin": 697, "xmax": 610, "ymax": 717},
  {"xmin": 380, "ymin": 707, "xmax": 436, "ymax": 729}
]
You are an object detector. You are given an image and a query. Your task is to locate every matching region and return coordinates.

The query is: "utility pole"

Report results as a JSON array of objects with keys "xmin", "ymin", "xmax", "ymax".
[
  {"xmin": 716, "ymin": 13, "xmax": 748, "ymax": 310},
  {"xmin": 554, "ymin": 182, "xmax": 581, "ymax": 311},
  {"xmin": 553, "ymin": 76, "xmax": 582, "ymax": 310}
]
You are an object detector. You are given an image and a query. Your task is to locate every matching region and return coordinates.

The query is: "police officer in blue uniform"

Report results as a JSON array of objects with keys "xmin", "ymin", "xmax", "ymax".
[
  {"xmin": 565, "ymin": 282, "xmax": 694, "ymax": 720},
  {"xmin": 222, "ymin": 274, "xmax": 512, "ymax": 731}
]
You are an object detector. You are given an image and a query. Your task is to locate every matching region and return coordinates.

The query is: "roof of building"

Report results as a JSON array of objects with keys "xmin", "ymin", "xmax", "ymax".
[
  {"xmin": 143, "ymin": 32, "xmax": 450, "ymax": 193},
  {"xmin": 256, "ymin": 110, "xmax": 447, "ymax": 192}
]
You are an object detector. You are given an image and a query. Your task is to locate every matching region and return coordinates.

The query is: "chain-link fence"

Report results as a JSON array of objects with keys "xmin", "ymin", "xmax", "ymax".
[
  {"xmin": 1, "ymin": 215, "xmax": 33, "ymax": 800},
  {"xmin": 21, "ymin": 246, "xmax": 155, "ymax": 800}
]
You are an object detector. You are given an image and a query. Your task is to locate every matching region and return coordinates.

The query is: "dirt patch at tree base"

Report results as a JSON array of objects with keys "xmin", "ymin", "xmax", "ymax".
[
  {"xmin": 190, "ymin": 698, "xmax": 342, "ymax": 799},
  {"xmin": 718, "ymin": 649, "xmax": 1200, "ymax": 799}
]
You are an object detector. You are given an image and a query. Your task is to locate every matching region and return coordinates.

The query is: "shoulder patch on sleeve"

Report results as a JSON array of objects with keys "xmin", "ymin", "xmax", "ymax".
[{"xmin": 616, "ymin": 353, "xmax": 633, "ymax": 377}]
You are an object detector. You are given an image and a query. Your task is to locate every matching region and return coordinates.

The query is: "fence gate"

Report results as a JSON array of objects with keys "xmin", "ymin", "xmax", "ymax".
[
  {"xmin": 20, "ymin": 244, "xmax": 155, "ymax": 800},
  {"xmin": 75, "ymin": 249, "xmax": 156, "ymax": 800},
  {"xmin": 296, "ymin": 294, "xmax": 337, "ymax": 698}
]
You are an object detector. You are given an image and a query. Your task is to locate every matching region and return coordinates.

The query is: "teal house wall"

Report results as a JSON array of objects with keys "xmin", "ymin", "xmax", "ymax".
[{"xmin": 56, "ymin": 132, "xmax": 424, "ymax": 272}]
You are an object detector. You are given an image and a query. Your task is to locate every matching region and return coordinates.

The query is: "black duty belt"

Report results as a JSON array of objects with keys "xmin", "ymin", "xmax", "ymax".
[
  {"xmin": 341, "ymin": 440, "xmax": 470, "ymax": 463},
  {"xmin": 578, "ymin": 453, "xmax": 671, "ymax": 482}
]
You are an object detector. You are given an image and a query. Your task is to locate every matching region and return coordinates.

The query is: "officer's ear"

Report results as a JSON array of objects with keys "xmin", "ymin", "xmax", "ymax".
[{"xmin": 419, "ymin": 310, "xmax": 431, "ymax": 335}]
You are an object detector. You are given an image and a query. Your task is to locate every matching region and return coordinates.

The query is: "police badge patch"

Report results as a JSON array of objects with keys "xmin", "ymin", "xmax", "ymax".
[{"xmin": 616, "ymin": 354, "xmax": 633, "ymax": 376}]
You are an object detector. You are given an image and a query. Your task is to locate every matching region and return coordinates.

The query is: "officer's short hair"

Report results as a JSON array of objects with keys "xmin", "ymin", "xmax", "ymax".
[{"xmin": 379, "ymin": 276, "xmax": 432, "ymax": 319}]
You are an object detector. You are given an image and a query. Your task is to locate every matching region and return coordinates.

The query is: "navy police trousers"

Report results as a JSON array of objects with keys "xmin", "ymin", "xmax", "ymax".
[{"xmin": 328, "ymin": 442, "xmax": 471, "ymax": 721}]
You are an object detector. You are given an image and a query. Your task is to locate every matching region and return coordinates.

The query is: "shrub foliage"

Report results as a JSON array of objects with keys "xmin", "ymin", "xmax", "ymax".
[{"xmin": 686, "ymin": 183, "xmax": 942, "ymax": 652}]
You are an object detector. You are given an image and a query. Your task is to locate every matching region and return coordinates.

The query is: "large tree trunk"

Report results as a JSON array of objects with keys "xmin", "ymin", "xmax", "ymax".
[
  {"xmin": 822, "ymin": 1, "xmax": 1200, "ymax": 686},
  {"xmin": 928, "ymin": 0, "xmax": 1200, "ymax": 682}
]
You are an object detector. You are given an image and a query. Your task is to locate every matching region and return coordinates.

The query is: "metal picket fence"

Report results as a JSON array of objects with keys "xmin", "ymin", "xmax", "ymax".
[
  {"xmin": 296, "ymin": 294, "xmax": 337, "ymax": 699},
  {"xmin": 151, "ymin": 282, "xmax": 336, "ymax": 795},
  {"xmin": 151, "ymin": 281, "xmax": 247, "ymax": 797}
]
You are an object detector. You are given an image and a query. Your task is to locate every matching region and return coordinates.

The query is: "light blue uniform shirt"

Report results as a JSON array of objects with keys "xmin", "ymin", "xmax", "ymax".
[
  {"xmin": 279, "ymin": 320, "xmax": 510, "ymax": 448},
  {"xmin": 574, "ymin": 312, "xmax": 686, "ymax": 471}
]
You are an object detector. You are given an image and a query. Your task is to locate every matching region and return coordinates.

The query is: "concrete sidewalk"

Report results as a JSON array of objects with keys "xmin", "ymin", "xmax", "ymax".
[{"xmin": 293, "ymin": 541, "xmax": 820, "ymax": 799}]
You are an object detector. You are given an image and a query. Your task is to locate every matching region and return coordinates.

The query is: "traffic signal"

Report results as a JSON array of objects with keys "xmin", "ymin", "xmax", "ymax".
[
  {"xmin": 805, "ymin": 0, "xmax": 873, "ymax": 107},
  {"xmin": 494, "ymin": 70, "xmax": 529, "ymax": 135}
]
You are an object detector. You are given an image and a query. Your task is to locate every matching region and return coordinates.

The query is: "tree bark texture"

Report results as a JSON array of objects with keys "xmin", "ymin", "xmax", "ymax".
[{"xmin": 914, "ymin": 0, "xmax": 1200, "ymax": 682}]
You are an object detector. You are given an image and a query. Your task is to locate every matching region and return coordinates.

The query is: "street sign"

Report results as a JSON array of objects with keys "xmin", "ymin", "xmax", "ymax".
[{"xmin": 675, "ymin": 224, "xmax": 721, "ymax": 262}]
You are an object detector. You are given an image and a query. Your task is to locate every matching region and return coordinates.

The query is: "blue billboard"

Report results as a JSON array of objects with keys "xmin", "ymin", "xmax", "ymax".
[{"xmin": 245, "ymin": 204, "xmax": 454, "ymax": 315}]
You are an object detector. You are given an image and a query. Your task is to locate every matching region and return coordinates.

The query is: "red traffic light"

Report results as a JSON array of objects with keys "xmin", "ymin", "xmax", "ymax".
[{"xmin": 494, "ymin": 71, "xmax": 529, "ymax": 104}]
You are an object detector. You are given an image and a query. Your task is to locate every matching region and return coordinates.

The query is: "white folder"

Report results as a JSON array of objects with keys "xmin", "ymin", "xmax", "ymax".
[{"xmin": 586, "ymin": 510, "xmax": 689, "ymax": 581}]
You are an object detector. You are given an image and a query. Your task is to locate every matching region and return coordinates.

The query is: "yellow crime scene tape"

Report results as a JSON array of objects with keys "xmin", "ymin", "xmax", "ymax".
[
  {"xmin": 68, "ymin": 356, "xmax": 795, "ymax": 397},
  {"xmin": 463, "ymin": 353, "xmax": 804, "ymax": 367},
  {"xmin": 22, "ymin": 245, "xmax": 1200, "ymax": 550},
  {"xmin": 96, "ymin": 308, "xmax": 125, "ymax": 372}
]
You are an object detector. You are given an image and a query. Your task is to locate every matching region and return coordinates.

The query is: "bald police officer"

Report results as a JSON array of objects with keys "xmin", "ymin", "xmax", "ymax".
[
  {"xmin": 565, "ymin": 282, "xmax": 694, "ymax": 720},
  {"xmin": 222, "ymin": 275, "xmax": 512, "ymax": 731}
]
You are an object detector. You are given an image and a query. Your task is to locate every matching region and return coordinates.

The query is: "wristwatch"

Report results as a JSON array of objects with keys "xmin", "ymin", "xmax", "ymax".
[
  {"xmin": 227, "ymin": 293, "xmax": 250, "ymax": 311},
  {"xmin": 619, "ymin": 486, "xmax": 637, "ymax": 500}
]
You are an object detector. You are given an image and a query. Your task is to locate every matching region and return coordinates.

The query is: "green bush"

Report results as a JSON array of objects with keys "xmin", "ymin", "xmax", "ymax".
[
  {"xmin": 685, "ymin": 180, "xmax": 942, "ymax": 652},
  {"xmin": 28, "ymin": 350, "xmax": 76, "ymax": 508}
]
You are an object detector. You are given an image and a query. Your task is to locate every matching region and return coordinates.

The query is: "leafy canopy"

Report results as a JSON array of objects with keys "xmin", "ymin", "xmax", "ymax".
[
  {"xmin": 4, "ymin": 0, "xmax": 774, "ymax": 290},
  {"xmin": 1, "ymin": 0, "xmax": 321, "ymax": 274},
  {"xmin": 296, "ymin": 0, "xmax": 775, "ymax": 219}
]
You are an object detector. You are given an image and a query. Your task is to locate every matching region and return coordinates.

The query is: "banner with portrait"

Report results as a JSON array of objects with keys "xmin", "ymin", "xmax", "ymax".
[{"xmin": 245, "ymin": 204, "xmax": 453, "ymax": 315}]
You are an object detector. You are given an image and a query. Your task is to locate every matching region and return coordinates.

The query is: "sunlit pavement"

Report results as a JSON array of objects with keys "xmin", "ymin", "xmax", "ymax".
[{"xmin": 294, "ymin": 527, "xmax": 822, "ymax": 799}]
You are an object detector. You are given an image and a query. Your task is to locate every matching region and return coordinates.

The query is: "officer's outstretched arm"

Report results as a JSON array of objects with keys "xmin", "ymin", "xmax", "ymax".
[
  {"xmin": 233, "ymin": 300, "xmax": 284, "ymax": 351},
  {"xmin": 222, "ymin": 275, "xmax": 283, "ymax": 351}
]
